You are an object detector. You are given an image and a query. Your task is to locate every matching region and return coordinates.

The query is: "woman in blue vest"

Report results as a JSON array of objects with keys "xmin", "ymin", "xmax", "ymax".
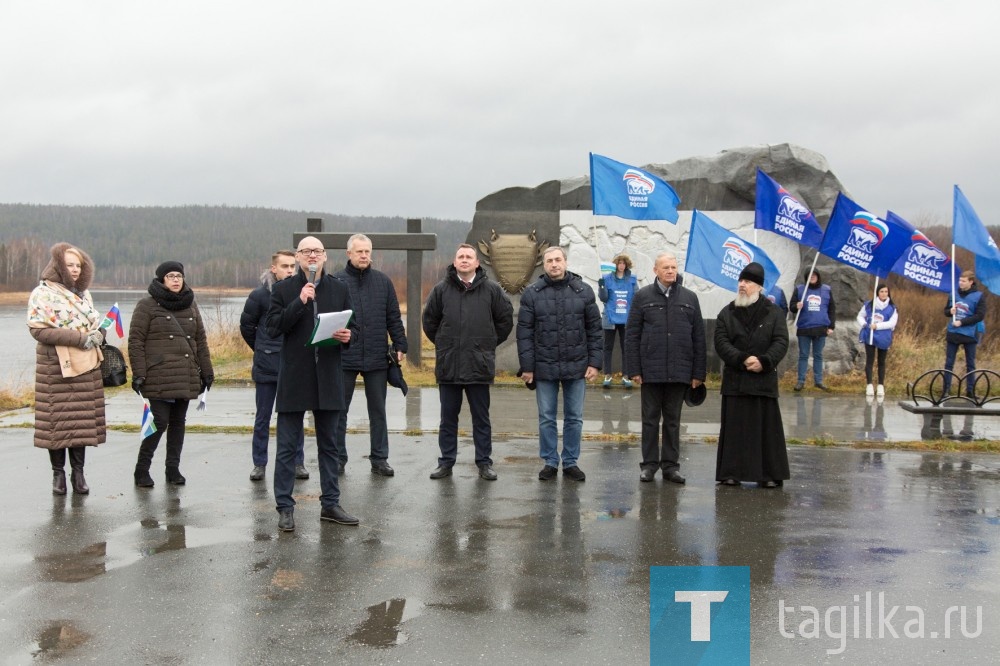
[
  {"xmin": 598, "ymin": 253, "xmax": 638, "ymax": 387},
  {"xmin": 856, "ymin": 284, "xmax": 897, "ymax": 399},
  {"xmin": 789, "ymin": 269, "xmax": 836, "ymax": 391},
  {"xmin": 944, "ymin": 270, "xmax": 986, "ymax": 396}
]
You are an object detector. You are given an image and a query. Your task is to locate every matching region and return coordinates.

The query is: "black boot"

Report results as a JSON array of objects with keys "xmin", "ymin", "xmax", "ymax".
[
  {"xmin": 69, "ymin": 447, "xmax": 89, "ymax": 494},
  {"xmin": 49, "ymin": 449, "xmax": 67, "ymax": 495},
  {"xmin": 135, "ymin": 434, "xmax": 157, "ymax": 487},
  {"xmin": 165, "ymin": 466, "xmax": 186, "ymax": 485}
]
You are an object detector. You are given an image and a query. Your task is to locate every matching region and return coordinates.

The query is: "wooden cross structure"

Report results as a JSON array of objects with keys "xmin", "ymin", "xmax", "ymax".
[{"xmin": 295, "ymin": 218, "xmax": 436, "ymax": 368}]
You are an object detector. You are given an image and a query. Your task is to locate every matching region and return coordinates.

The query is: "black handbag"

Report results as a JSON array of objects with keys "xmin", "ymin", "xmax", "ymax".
[{"xmin": 100, "ymin": 343, "xmax": 128, "ymax": 387}]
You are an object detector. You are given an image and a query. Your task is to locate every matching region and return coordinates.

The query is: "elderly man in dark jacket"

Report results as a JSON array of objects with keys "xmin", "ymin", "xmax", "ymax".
[
  {"xmin": 517, "ymin": 247, "xmax": 603, "ymax": 482},
  {"xmin": 240, "ymin": 250, "xmax": 306, "ymax": 482},
  {"xmin": 333, "ymin": 234, "xmax": 407, "ymax": 477},
  {"xmin": 625, "ymin": 252, "xmax": 706, "ymax": 484},
  {"xmin": 266, "ymin": 236, "xmax": 360, "ymax": 532},
  {"xmin": 423, "ymin": 244, "xmax": 513, "ymax": 481},
  {"xmin": 714, "ymin": 262, "xmax": 789, "ymax": 487}
]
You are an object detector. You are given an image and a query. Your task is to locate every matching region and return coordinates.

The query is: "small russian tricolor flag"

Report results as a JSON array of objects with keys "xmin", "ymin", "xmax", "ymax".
[
  {"xmin": 101, "ymin": 303, "xmax": 124, "ymax": 338},
  {"xmin": 140, "ymin": 402, "xmax": 157, "ymax": 441}
]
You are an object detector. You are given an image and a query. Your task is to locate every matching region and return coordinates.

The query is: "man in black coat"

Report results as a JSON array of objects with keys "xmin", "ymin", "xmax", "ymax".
[
  {"xmin": 265, "ymin": 236, "xmax": 360, "ymax": 532},
  {"xmin": 240, "ymin": 250, "xmax": 307, "ymax": 482},
  {"xmin": 333, "ymin": 234, "xmax": 407, "ymax": 477},
  {"xmin": 422, "ymin": 244, "xmax": 513, "ymax": 481},
  {"xmin": 625, "ymin": 252, "xmax": 706, "ymax": 484}
]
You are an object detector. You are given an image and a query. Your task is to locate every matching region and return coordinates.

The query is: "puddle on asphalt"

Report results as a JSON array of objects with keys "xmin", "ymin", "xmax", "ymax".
[
  {"xmin": 35, "ymin": 520, "xmax": 249, "ymax": 583},
  {"xmin": 11, "ymin": 620, "xmax": 90, "ymax": 661},
  {"xmin": 347, "ymin": 598, "xmax": 424, "ymax": 648}
]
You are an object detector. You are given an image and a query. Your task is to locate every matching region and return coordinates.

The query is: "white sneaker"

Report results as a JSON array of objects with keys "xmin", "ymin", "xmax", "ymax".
[
  {"xmin": 865, "ymin": 384, "xmax": 875, "ymax": 397},
  {"xmin": 603, "ymin": 375, "xmax": 612, "ymax": 387},
  {"xmin": 876, "ymin": 385, "xmax": 885, "ymax": 398}
]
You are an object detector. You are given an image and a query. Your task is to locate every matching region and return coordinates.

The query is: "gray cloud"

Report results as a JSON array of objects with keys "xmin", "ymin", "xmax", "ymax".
[{"xmin": 1, "ymin": 0, "xmax": 997, "ymax": 224}]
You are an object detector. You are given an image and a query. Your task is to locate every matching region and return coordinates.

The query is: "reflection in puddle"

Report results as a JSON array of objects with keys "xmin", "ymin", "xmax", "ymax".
[
  {"xmin": 347, "ymin": 598, "xmax": 424, "ymax": 647},
  {"xmin": 35, "ymin": 520, "xmax": 248, "ymax": 583},
  {"xmin": 26, "ymin": 620, "xmax": 89, "ymax": 659}
]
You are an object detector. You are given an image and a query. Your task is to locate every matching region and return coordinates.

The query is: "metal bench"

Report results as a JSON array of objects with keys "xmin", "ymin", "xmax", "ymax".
[{"xmin": 898, "ymin": 369, "xmax": 1000, "ymax": 439}]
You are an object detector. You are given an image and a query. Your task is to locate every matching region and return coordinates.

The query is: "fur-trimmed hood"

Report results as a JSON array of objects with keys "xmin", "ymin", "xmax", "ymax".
[
  {"xmin": 40, "ymin": 242, "xmax": 94, "ymax": 293},
  {"xmin": 258, "ymin": 268, "xmax": 277, "ymax": 291}
]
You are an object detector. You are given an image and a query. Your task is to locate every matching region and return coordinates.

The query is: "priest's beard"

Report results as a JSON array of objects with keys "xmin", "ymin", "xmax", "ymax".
[{"xmin": 734, "ymin": 291, "xmax": 761, "ymax": 308}]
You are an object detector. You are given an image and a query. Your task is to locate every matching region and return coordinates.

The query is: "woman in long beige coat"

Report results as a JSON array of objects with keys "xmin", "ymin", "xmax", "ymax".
[{"xmin": 26, "ymin": 243, "xmax": 107, "ymax": 495}]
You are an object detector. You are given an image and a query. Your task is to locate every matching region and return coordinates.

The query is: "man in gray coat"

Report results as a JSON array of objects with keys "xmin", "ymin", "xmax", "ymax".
[
  {"xmin": 625, "ymin": 252, "xmax": 706, "ymax": 484},
  {"xmin": 422, "ymin": 244, "xmax": 513, "ymax": 481}
]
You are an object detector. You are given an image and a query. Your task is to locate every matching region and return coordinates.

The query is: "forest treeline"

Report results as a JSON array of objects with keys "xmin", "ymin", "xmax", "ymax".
[{"xmin": 0, "ymin": 204, "xmax": 471, "ymax": 294}]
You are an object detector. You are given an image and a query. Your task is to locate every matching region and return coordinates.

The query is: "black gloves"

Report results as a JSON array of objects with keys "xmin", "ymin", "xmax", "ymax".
[
  {"xmin": 598, "ymin": 277, "xmax": 605, "ymax": 287},
  {"xmin": 132, "ymin": 377, "xmax": 145, "ymax": 396},
  {"xmin": 201, "ymin": 374, "xmax": 214, "ymax": 393}
]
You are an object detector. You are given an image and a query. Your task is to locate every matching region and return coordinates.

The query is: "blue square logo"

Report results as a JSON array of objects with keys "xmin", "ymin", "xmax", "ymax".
[{"xmin": 650, "ymin": 566, "xmax": 750, "ymax": 665}]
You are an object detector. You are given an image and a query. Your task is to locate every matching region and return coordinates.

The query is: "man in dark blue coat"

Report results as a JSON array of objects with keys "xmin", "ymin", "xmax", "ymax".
[
  {"xmin": 240, "ymin": 250, "xmax": 307, "ymax": 482},
  {"xmin": 266, "ymin": 236, "xmax": 360, "ymax": 532},
  {"xmin": 333, "ymin": 234, "xmax": 407, "ymax": 477},
  {"xmin": 625, "ymin": 252, "xmax": 706, "ymax": 484},
  {"xmin": 423, "ymin": 244, "xmax": 513, "ymax": 481},
  {"xmin": 517, "ymin": 247, "xmax": 603, "ymax": 482}
]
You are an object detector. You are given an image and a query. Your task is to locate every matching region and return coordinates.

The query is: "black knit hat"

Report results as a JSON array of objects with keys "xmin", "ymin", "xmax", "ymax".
[
  {"xmin": 738, "ymin": 262, "xmax": 765, "ymax": 287},
  {"xmin": 155, "ymin": 261, "xmax": 184, "ymax": 282}
]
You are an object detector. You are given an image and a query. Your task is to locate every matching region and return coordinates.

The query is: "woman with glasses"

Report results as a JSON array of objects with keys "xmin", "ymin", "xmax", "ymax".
[
  {"xmin": 26, "ymin": 243, "xmax": 106, "ymax": 495},
  {"xmin": 128, "ymin": 261, "xmax": 214, "ymax": 487}
]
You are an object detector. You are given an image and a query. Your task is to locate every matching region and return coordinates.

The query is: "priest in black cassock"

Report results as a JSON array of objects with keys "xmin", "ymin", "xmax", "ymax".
[{"xmin": 713, "ymin": 262, "xmax": 790, "ymax": 488}]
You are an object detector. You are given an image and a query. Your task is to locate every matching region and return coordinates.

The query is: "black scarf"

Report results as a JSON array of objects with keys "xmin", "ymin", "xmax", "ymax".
[{"xmin": 148, "ymin": 279, "xmax": 195, "ymax": 311}]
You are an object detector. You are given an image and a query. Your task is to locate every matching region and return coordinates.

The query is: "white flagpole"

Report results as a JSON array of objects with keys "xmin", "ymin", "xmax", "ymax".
[
  {"xmin": 951, "ymin": 243, "xmax": 959, "ymax": 326},
  {"xmin": 793, "ymin": 253, "xmax": 821, "ymax": 328},
  {"xmin": 868, "ymin": 277, "xmax": 879, "ymax": 346}
]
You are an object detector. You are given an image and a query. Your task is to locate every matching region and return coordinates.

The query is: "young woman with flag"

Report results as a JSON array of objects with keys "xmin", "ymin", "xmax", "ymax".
[
  {"xmin": 598, "ymin": 253, "xmax": 637, "ymax": 387},
  {"xmin": 26, "ymin": 243, "xmax": 106, "ymax": 495},
  {"xmin": 856, "ymin": 284, "xmax": 897, "ymax": 399}
]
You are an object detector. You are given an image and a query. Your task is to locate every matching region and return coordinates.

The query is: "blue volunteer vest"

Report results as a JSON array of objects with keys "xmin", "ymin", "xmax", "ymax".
[
  {"xmin": 796, "ymin": 284, "xmax": 832, "ymax": 329},
  {"xmin": 858, "ymin": 300, "xmax": 895, "ymax": 350},
  {"xmin": 603, "ymin": 272, "xmax": 637, "ymax": 325},
  {"xmin": 947, "ymin": 290, "xmax": 983, "ymax": 340}
]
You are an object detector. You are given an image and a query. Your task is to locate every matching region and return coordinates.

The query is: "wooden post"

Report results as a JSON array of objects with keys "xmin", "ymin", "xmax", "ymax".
[{"xmin": 406, "ymin": 218, "xmax": 423, "ymax": 368}]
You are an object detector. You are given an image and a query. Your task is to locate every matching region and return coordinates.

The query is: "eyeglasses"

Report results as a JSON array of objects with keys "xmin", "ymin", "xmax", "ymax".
[
  {"xmin": 298, "ymin": 248, "xmax": 325, "ymax": 257},
  {"xmin": 164, "ymin": 273, "xmax": 184, "ymax": 280}
]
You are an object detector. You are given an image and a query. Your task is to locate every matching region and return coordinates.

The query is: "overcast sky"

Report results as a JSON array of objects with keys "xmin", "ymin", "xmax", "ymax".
[{"xmin": 2, "ymin": 0, "xmax": 998, "ymax": 225}]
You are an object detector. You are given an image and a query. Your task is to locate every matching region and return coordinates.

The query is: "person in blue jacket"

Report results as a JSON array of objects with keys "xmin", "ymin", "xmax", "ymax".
[
  {"xmin": 766, "ymin": 284, "xmax": 788, "ymax": 316},
  {"xmin": 856, "ymin": 284, "xmax": 897, "ymax": 399},
  {"xmin": 598, "ymin": 253, "xmax": 637, "ymax": 387},
  {"xmin": 944, "ymin": 271, "xmax": 986, "ymax": 396},
  {"xmin": 790, "ymin": 269, "xmax": 836, "ymax": 391}
]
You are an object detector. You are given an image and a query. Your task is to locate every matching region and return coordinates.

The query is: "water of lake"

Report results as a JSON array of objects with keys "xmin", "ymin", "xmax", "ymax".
[{"xmin": 1, "ymin": 290, "xmax": 247, "ymax": 388}]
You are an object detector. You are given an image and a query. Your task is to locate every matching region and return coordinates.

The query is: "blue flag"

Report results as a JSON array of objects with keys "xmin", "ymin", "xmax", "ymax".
[
  {"xmin": 954, "ymin": 185, "xmax": 1000, "ymax": 293},
  {"xmin": 685, "ymin": 210, "xmax": 780, "ymax": 293},
  {"xmin": 889, "ymin": 211, "xmax": 960, "ymax": 293},
  {"xmin": 753, "ymin": 169, "xmax": 824, "ymax": 249},
  {"xmin": 590, "ymin": 153, "xmax": 680, "ymax": 223},
  {"xmin": 819, "ymin": 193, "xmax": 911, "ymax": 278}
]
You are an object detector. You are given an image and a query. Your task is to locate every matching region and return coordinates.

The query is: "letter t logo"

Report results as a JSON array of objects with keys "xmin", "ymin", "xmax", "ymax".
[{"xmin": 674, "ymin": 591, "xmax": 729, "ymax": 641}]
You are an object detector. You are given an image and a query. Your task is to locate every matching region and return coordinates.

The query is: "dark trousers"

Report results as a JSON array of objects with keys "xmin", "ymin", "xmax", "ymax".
[
  {"xmin": 864, "ymin": 345, "xmax": 888, "ymax": 384},
  {"xmin": 944, "ymin": 341, "xmax": 978, "ymax": 393},
  {"xmin": 437, "ymin": 384, "xmax": 493, "ymax": 467},
  {"xmin": 640, "ymin": 382, "xmax": 687, "ymax": 472},
  {"xmin": 137, "ymin": 399, "xmax": 189, "ymax": 470},
  {"xmin": 335, "ymin": 369, "xmax": 390, "ymax": 465},
  {"xmin": 49, "ymin": 447, "xmax": 85, "ymax": 470},
  {"xmin": 603, "ymin": 325, "xmax": 626, "ymax": 374},
  {"xmin": 275, "ymin": 410, "xmax": 341, "ymax": 511},
  {"xmin": 252, "ymin": 381, "xmax": 304, "ymax": 466}
]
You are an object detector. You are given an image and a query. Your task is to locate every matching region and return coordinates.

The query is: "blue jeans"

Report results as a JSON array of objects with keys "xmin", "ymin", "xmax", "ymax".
[
  {"xmin": 535, "ymin": 378, "xmax": 585, "ymax": 469},
  {"xmin": 334, "ymin": 369, "xmax": 390, "ymax": 465},
  {"xmin": 252, "ymin": 382, "xmax": 303, "ymax": 467},
  {"xmin": 274, "ymin": 410, "xmax": 341, "ymax": 512},
  {"xmin": 797, "ymin": 335, "xmax": 827, "ymax": 385},
  {"xmin": 944, "ymin": 341, "xmax": 977, "ymax": 393},
  {"xmin": 437, "ymin": 384, "xmax": 493, "ymax": 467}
]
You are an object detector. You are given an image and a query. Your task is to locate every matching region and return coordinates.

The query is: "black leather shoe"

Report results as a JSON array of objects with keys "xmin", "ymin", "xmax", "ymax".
[
  {"xmin": 321, "ymin": 505, "xmax": 359, "ymax": 525},
  {"xmin": 249, "ymin": 465, "xmax": 266, "ymax": 481},
  {"xmin": 538, "ymin": 465, "xmax": 558, "ymax": 481},
  {"xmin": 294, "ymin": 465, "xmax": 310, "ymax": 480},
  {"xmin": 429, "ymin": 465, "xmax": 453, "ymax": 479},
  {"xmin": 665, "ymin": 470, "xmax": 686, "ymax": 485},
  {"xmin": 478, "ymin": 464, "xmax": 498, "ymax": 481},
  {"xmin": 720, "ymin": 478, "xmax": 739, "ymax": 486},
  {"xmin": 639, "ymin": 467, "xmax": 656, "ymax": 482},
  {"xmin": 134, "ymin": 468, "xmax": 154, "ymax": 488},
  {"xmin": 52, "ymin": 470, "xmax": 67, "ymax": 495},
  {"xmin": 563, "ymin": 466, "xmax": 586, "ymax": 482},
  {"xmin": 371, "ymin": 461, "xmax": 395, "ymax": 477},
  {"xmin": 815, "ymin": 384, "xmax": 831, "ymax": 392},
  {"xmin": 277, "ymin": 509, "xmax": 295, "ymax": 532}
]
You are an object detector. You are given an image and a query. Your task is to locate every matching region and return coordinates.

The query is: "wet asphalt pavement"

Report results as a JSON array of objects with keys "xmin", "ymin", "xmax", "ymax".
[{"xmin": 1, "ymin": 386, "xmax": 999, "ymax": 664}]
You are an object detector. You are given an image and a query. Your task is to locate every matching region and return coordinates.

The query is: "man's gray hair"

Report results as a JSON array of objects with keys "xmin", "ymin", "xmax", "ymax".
[
  {"xmin": 347, "ymin": 233, "xmax": 372, "ymax": 251},
  {"xmin": 655, "ymin": 251, "xmax": 677, "ymax": 263},
  {"xmin": 543, "ymin": 246, "xmax": 567, "ymax": 260}
]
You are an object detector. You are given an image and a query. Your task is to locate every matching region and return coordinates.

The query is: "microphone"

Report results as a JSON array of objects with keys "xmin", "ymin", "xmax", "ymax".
[{"xmin": 307, "ymin": 264, "xmax": 317, "ymax": 302}]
